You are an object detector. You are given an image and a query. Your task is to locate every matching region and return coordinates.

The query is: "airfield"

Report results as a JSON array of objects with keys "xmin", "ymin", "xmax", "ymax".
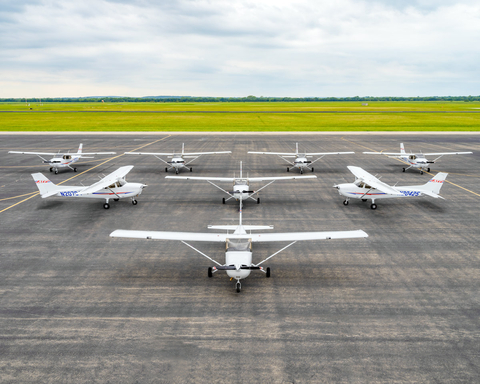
[{"xmin": 1, "ymin": 133, "xmax": 479, "ymax": 383}]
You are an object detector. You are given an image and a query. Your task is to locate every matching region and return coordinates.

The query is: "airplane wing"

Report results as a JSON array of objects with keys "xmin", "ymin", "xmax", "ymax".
[
  {"xmin": 245, "ymin": 175, "xmax": 317, "ymax": 182},
  {"xmin": 76, "ymin": 152, "xmax": 116, "ymax": 155},
  {"xmin": 79, "ymin": 165, "xmax": 134, "ymax": 195},
  {"xmin": 363, "ymin": 151, "xmax": 404, "ymax": 156},
  {"xmin": 124, "ymin": 152, "xmax": 176, "ymax": 156},
  {"xmin": 181, "ymin": 151, "xmax": 231, "ymax": 156},
  {"xmin": 110, "ymin": 229, "xmax": 367, "ymax": 242},
  {"xmin": 165, "ymin": 175, "xmax": 317, "ymax": 182},
  {"xmin": 422, "ymin": 152, "xmax": 473, "ymax": 156},
  {"xmin": 166, "ymin": 176, "xmax": 235, "ymax": 182},
  {"xmin": 347, "ymin": 166, "xmax": 402, "ymax": 196},
  {"xmin": 9, "ymin": 151, "xmax": 57, "ymax": 155},
  {"xmin": 248, "ymin": 151, "xmax": 297, "ymax": 156},
  {"xmin": 304, "ymin": 152, "xmax": 355, "ymax": 156}
]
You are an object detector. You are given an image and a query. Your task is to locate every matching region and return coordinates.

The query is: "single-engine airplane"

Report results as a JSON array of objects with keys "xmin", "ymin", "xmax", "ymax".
[
  {"xmin": 32, "ymin": 165, "xmax": 146, "ymax": 209},
  {"xmin": 110, "ymin": 200, "xmax": 368, "ymax": 292},
  {"xmin": 124, "ymin": 143, "xmax": 231, "ymax": 174},
  {"xmin": 165, "ymin": 161, "xmax": 316, "ymax": 205},
  {"xmin": 9, "ymin": 143, "xmax": 116, "ymax": 174},
  {"xmin": 333, "ymin": 166, "xmax": 448, "ymax": 209},
  {"xmin": 248, "ymin": 143, "xmax": 354, "ymax": 174},
  {"xmin": 363, "ymin": 143, "xmax": 472, "ymax": 174}
]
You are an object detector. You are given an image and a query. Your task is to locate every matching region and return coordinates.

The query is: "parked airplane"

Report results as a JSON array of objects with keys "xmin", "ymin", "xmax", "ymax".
[
  {"xmin": 334, "ymin": 166, "xmax": 448, "ymax": 209},
  {"xmin": 165, "ymin": 161, "xmax": 316, "ymax": 205},
  {"xmin": 9, "ymin": 143, "xmax": 116, "ymax": 174},
  {"xmin": 32, "ymin": 165, "xmax": 146, "ymax": 209},
  {"xmin": 248, "ymin": 143, "xmax": 354, "ymax": 174},
  {"xmin": 124, "ymin": 143, "xmax": 231, "ymax": 174},
  {"xmin": 363, "ymin": 143, "xmax": 473, "ymax": 174},
  {"xmin": 110, "ymin": 200, "xmax": 368, "ymax": 292}
]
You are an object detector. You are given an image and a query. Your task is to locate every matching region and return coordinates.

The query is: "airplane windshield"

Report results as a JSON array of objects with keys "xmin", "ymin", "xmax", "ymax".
[
  {"xmin": 236, "ymin": 180, "xmax": 248, "ymax": 185},
  {"xmin": 226, "ymin": 239, "xmax": 251, "ymax": 251},
  {"xmin": 356, "ymin": 181, "xmax": 372, "ymax": 189}
]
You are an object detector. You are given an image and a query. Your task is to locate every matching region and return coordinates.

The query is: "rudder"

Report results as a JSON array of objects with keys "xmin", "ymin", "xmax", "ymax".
[
  {"xmin": 32, "ymin": 173, "xmax": 58, "ymax": 196},
  {"xmin": 423, "ymin": 172, "xmax": 448, "ymax": 194}
]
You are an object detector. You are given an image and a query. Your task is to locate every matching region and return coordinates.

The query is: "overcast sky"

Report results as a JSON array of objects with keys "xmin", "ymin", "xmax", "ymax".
[{"xmin": 1, "ymin": 0, "xmax": 479, "ymax": 98}]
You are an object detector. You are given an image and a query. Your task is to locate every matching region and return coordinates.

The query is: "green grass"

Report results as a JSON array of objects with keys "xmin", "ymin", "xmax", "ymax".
[{"xmin": 1, "ymin": 102, "xmax": 479, "ymax": 131}]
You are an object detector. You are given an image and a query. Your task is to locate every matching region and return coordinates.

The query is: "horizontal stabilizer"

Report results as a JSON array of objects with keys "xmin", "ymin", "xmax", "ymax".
[{"xmin": 208, "ymin": 225, "xmax": 274, "ymax": 231}]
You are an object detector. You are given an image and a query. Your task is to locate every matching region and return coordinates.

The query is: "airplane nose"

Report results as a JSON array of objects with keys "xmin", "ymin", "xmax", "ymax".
[
  {"xmin": 333, "ymin": 185, "xmax": 339, "ymax": 189},
  {"xmin": 141, "ymin": 184, "xmax": 148, "ymax": 189}
]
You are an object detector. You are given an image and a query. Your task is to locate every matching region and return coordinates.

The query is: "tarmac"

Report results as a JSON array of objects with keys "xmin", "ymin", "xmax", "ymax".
[{"xmin": 1, "ymin": 133, "xmax": 479, "ymax": 383}]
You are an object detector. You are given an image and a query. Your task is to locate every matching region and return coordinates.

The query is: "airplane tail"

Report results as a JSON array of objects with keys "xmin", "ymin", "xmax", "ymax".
[
  {"xmin": 32, "ymin": 173, "xmax": 59, "ymax": 197},
  {"xmin": 77, "ymin": 143, "xmax": 83, "ymax": 154},
  {"xmin": 420, "ymin": 172, "xmax": 448, "ymax": 195},
  {"xmin": 400, "ymin": 143, "xmax": 405, "ymax": 154}
]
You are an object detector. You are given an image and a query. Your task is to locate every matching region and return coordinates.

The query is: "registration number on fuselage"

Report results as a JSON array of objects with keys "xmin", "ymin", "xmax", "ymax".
[
  {"xmin": 60, "ymin": 191, "xmax": 79, "ymax": 197},
  {"xmin": 399, "ymin": 190, "xmax": 421, "ymax": 197}
]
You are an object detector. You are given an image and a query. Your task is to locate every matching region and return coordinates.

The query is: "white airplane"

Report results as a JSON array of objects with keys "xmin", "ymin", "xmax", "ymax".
[
  {"xmin": 165, "ymin": 161, "xmax": 316, "ymax": 205},
  {"xmin": 363, "ymin": 143, "xmax": 473, "ymax": 174},
  {"xmin": 124, "ymin": 143, "xmax": 231, "ymax": 174},
  {"xmin": 333, "ymin": 166, "xmax": 448, "ymax": 209},
  {"xmin": 32, "ymin": 165, "xmax": 146, "ymax": 209},
  {"xmin": 9, "ymin": 143, "xmax": 116, "ymax": 174},
  {"xmin": 110, "ymin": 200, "xmax": 368, "ymax": 292},
  {"xmin": 248, "ymin": 142, "xmax": 354, "ymax": 174}
]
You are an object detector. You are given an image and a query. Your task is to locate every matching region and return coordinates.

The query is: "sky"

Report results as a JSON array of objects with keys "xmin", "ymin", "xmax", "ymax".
[{"xmin": 1, "ymin": 0, "xmax": 479, "ymax": 98}]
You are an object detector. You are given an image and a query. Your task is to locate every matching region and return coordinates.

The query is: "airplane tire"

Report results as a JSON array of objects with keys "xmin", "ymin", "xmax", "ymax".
[
  {"xmin": 266, "ymin": 267, "xmax": 271, "ymax": 278},
  {"xmin": 402, "ymin": 168, "xmax": 405, "ymax": 172},
  {"xmin": 371, "ymin": 204, "xmax": 377, "ymax": 210},
  {"xmin": 190, "ymin": 167, "xmax": 193, "ymax": 172},
  {"xmin": 54, "ymin": 169, "xmax": 58, "ymax": 174},
  {"xmin": 427, "ymin": 168, "xmax": 430, "ymax": 172},
  {"xmin": 49, "ymin": 168, "xmax": 53, "ymax": 172},
  {"xmin": 343, "ymin": 200, "xmax": 349, "ymax": 206},
  {"xmin": 257, "ymin": 198, "xmax": 260, "ymax": 204},
  {"xmin": 420, "ymin": 171, "xmax": 424, "ymax": 175},
  {"xmin": 300, "ymin": 170, "xmax": 303, "ymax": 174},
  {"xmin": 132, "ymin": 200, "xmax": 138, "ymax": 205},
  {"xmin": 287, "ymin": 167, "xmax": 289, "ymax": 172},
  {"xmin": 208, "ymin": 267, "xmax": 213, "ymax": 278},
  {"xmin": 236, "ymin": 284, "xmax": 241, "ymax": 293},
  {"xmin": 114, "ymin": 198, "xmax": 119, "ymax": 202},
  {"xmin": 222, "ymin": 198, "xmax": 225, "ymax": 204},
  {"xmin": 175, "ymin": 170, "xmax": 179, "ymax": 174},
  {"xmin": 362, "ymin": 199, "xmax": 367, "ymax": 202},
  {"xmin": 165, "ymin": 167, "xmax": 168, "ymax": 172},
  {"xmin": 73, "ymin": 168, "xmax": 77, "ymax": 172},
  {"xmin": 103, "ymin": 203, "xmax": 110, "ymax": 209},
  {"xmin": 311, "ymin": 167, "xmax": 314, "ymax": 172}
]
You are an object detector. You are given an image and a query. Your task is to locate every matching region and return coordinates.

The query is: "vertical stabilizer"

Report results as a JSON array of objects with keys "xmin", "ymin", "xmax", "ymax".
[
  {"xmin": 421, "ymin": 173, "xmax": 448, "ymax": 194},
  {"xmin": 296, "ymin": 142, "xmax": 299, "ymax": 154},
  {"xmin": 240, "ymin": 161, "xmax": 243, "ymax": 179},
  {"xmin": 400, "ymin": 143, "xmax": 406, "ymax": 154},
  {"xmin": 182, "ymin": 143, "xmax": 185, "ymax": 155},
  {"xmin": 31, "ymin": 173, "xmax": 59, "ymax": 196},
  {"xmin": 77, "ymin": 143, "xmax": 83, "ymax": 154}
]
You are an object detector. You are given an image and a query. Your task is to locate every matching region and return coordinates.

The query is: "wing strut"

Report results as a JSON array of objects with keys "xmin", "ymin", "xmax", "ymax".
[
  {"xmin": 181, "ymin": 241, "xmax": 222, "ymax": 266},
  {"xmin": 254, "ymin": 241, "xmax": 298, "ymax": 267}
]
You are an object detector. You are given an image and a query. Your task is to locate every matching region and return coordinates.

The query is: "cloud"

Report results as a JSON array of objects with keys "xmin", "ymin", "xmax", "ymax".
[{"xmin": 0, "ymin": 0, "xmax": 479, "ymax": 97}]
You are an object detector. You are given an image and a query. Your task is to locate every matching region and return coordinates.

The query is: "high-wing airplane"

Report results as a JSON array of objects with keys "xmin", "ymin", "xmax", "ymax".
[
  {"xmin": 165, "ymin": 161, "xmax": 316, "ymax": 205},
  {"xmin": 363, "ymin": 143, "xmax": 473, "ymax": 174},
  {"xmin": 248, "ymin": 142, "xmax": 354, "ymax": 174},
  {"xmin": 9, "ymin": 143, "xmax": 116, "ymax": 174},
  {"xmin": 32, "ymin": 165, "xmax": 146, "ymax": 209},
  {"xmin": 333, "ymin": 166, "xmax": 448, "ymax": 209},
  {"xmin": 124, "ymin": 143, "xmax": 231, "ymax": 174},
  {"xmin": 110, "ymin": 200, "xmax": 368, "ymax": 292}
]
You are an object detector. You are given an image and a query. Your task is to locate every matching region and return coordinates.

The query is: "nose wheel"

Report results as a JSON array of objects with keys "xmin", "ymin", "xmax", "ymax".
[
  {"xmin": 132, "ymin": 199, "xmax": 138, "ymax": 205},
  {"xmin": 103, "ymin": 203, "xmax": 110, "ymax": 209},
  {"xmin": 236, "ymin": 281, "xmax": 241, "ymax": 293},
  {"xmin": 343, "ymin": 200, "xmax": 349, "ymax": 206},
  {"xmin": 370, "ymin": 203, "xmax": 377, "ymax": 210}
]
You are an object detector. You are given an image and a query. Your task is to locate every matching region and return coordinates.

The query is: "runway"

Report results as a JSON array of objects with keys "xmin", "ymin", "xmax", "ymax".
[{"xmin": 1, "ymin": 133, "xmax": 479, "ymax": 383}]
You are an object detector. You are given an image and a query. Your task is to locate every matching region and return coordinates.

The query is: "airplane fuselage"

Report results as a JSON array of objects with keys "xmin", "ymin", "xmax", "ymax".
[
  {"xmin": 293, "ymin": 155, "xmax": 311, "ymax": 169},
  {"xmin": 232, "ymin": 180, "xmax": 254, "ymax": 200},
  {"xmin": 53, "ymin": 182, "xmax": 146, "ymax": 200},
  {"xmin": 44, "ymin": 155, "xmax": 81, "ymax": 172},
  {"xmin": 401, "ymin": 154, "xmax": 432, "ymax": 170},
  {"xmin": 336, "ymin": 183, "xmax": 426, "ymax": 200},
  {"xmin": 225, "ymin": 250, "xmax": 253, "ymax": 280}
]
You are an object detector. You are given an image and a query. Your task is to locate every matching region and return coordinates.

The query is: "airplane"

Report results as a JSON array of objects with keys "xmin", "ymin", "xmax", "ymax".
[
  {"xmin": 9, "ymin": 143, "xmax": 116, "ymax": 174},
  {"xmin": 32, "ymin": 165, "xmax": 147, "ymax": 209},
  {"xmin": 110, "ymin": 199, "xmax": 368, "ymax": 292},
  {"xmin": 124, "ymin": 143, "xmax": 231, "ymax": 174},
  {"xmin": 363, "ymin": 143, "xmax": 473, "ymax": 174},
  {"xmin": 248, "ymin": 142, "xmax": 354, "ymax": 174},
  {"xmin": 165, "ymin": 161, "xmax": 317, "ymax": 205},
  {"xmin": 333, "ymin": 166, "xmax": 448, "ymax": 209}
]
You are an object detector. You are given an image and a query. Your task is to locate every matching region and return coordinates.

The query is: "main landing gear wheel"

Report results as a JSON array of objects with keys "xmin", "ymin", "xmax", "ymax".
[
  {"xmin": 311, "ymin": 167, "xmax": 314, "ymax": 172},
  {"xmin": 49, "ymin": 167, "xmax": 53, "ymax": 172},
  {"xmin": 132, "ymin": 200, "xmax": 138, "ymax": 205},
  {"xmin": 300, "ymin": 169, "xmax": 303, "ymax": 174},
  {"xmin": 287, "ymin": 167, "xmax": 290, "ymax": 172},
  {"xmin": 190, "ymin": 167, "xmax": 193, "ymax": 172},
  {"xmin": 54, "ymin": 169, "xmax": 58, "ymax": 174},
  {"xmin": 208, "ymin": 267, "xmax": 213, "ymax": 278},
  {"xmin": 175, "ymin": 170, "xmax": 179, "ymax": 174},
  {"xmin": 266, "ymin": 267, "xmax": 271, "ymax": 278},
  {"xmin": 222, "ymin": 198, "xmax": 226, "ymax": 204},
  {"xmin": 420, "ymin": 171, "xmax": 424, "ymax": 175},
  {"xmin": 165, "ymin": 167, "xmax": 168, "ymax": 172},
  {"xmin": 236, "ymin": 282, "xmax": 241, "ymax": 293},
  {"xmin": 114, "ymin": 198, "xmax": 120, "ymax": 202},
  {"xmin": 343, "ymin": 200, "xmax": 349, "ymax": 206},
  {"xmin": 257, "ymin": 198, "xmax": 260, "ymax": 204},
  {"xmin": 371, "ymin": 203, "xmax": 377, "ymax": 210},
  {"xmin": 103, "ymin": 203, "xmax": 110, "ymax": 209},
  {"xmin": 427, "ymin": 168, "xmax": 430, "ymax": 172},
  {"xmin": 73, "ymin": 168, "xmax": 77, "ymax": 172},
  {"xmin": 402, "ymin": 168, "xmax": 406, "ymax": 172},
  {"xmin": 362, "ymin": 199, "xmax": 367, "ymax": 202}
]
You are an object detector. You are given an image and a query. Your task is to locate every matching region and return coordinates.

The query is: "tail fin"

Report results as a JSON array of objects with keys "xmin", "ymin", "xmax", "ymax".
[
  {"xmin": 422, "ymin": 172, "xmax": 448, "ymax": 195},
  {"xmin": 32, "ymin": 173, "xmax": 59, "ymax": 197},
  {"xmin": 77, "ymin": 143, "xmax": 83, "ymax": 154},
  {"xmin": 400, "ymin": 143, "xmax": 405, "ymax": 154}
]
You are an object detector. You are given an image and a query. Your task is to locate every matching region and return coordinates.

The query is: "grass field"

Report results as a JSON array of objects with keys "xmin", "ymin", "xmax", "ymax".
[{"xmin": 1, "ymin": 102, "xmax": 480, "ymax": 131}]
